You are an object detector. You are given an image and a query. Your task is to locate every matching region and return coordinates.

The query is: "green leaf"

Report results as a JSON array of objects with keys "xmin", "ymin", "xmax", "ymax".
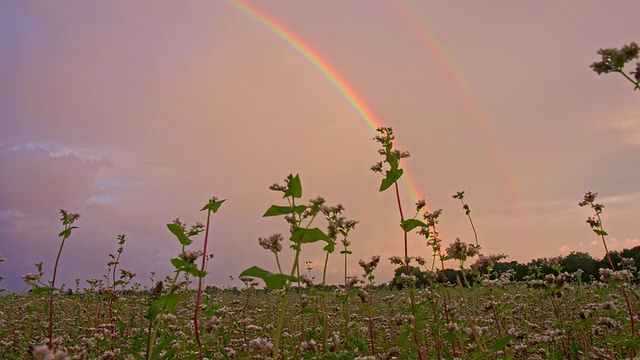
[
  {"xmin": 323, "ymin": 241, "xmax": 335, "ymax": 253},
  {"xmin": 171, "ymin": 259, "xmax": 207, "ymax": 278},
  {"xmin": 297, "ymin": 307, "xmax": 317, "ymax": 316},
  {"xmin": 58, "ymin": 226, "xmax": 78, "ymax": 238},
  {"xmin": 593, "ymin": 229, "xmax": 608, "ymax": 236},
  {"xmin": 167, "ymin": 224, "xmax": 192, "ymax": 245},
  {"xmin": 284, "ymin": 174, "xmax": 302, "ymax": 199},
  {"xmin": 443, "ymin": 331, "xmax": 457, "ymax": 343},
  {"xmin": 263, "ymin": 205, "xmax": 307, "ymax": 217},
  {"xmin": 182, "ymin": 265, "xmax": 207, "ymax": 278},
  {"xmin": 201, "ymin": 198, "xmax": 227, "ymax": 212},
  {"xmin": 290, "ymin": 227, "xmax": 332, "ymax": 244},
  {"xmin": 31, "ymin": 286, "xmax": 58, "ymax": 295},
  {"xmin": 117, "ymin": 346, "xmax": 146, "ymax": 360},
  {"xmin": 240, "ymin": 266, "xmax": 297, "ymax": 290},
  {"xmin": 488, "ymin": 335, "xmax": 514, "ymax": 352},
  {"xmin": 379, "ymin": 168, "xmax": 404, "ymax": 192},
  {"xmin": 153, "ymin": 336, "xmax": 178, "ymax": 360},
  {"xmin": 400, "ymin": 219, "xmax": 428, "ymax": 232},
  {"xmin": 151, "ymin": 293, "xmax": 181, "ymax": 314},
  {"xmin": 171, "ymin": 258, "xmax": 187, "ymax": 269}
]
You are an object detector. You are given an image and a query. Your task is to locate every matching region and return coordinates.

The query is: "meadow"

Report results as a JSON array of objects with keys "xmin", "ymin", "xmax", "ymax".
[
  {"xmin": 1, "ymin": 271, "xmax": 639, "ymax": 359},
  {"xmin": 1, "ymin": 43, "xmax": 639, "ymax": 360}
]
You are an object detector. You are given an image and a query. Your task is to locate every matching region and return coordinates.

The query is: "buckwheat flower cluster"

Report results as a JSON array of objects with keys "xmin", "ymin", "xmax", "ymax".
[
  {"xmin": 205, "ymin": 316, "xmax": 221, "ymax": 332},
  {"xmin": 618, "ymin": 257, "xmax": 635, "ymax": 268},
  {"xmin": 119, "ymin": 269, "xmax": 136, "ymax": 279},
  {"xmin": 178, "ymin": 249, "xmax": 202, "ymax": 263},
  {"xmin": 298, "ymin": 274, "xmax": 314, "ymax": 288},
  {"xmin": 544, "ymin": 272, "xmax": 574, "ymax": 287},
  {"xmin": 599, "ymin": 268, "xmax": 634, "ymax": 282},
  {"xmin": 258, "ymin": 234, "xmax": 283, "ymax": 253},
  {"xmin": 389, "ymin": 256, "xmax": 405, "ymax": 266},
  {"xmin": 359, "ymin": 255, "xmax": 381, "ymax": 275},
  {"xmin": 22, "ymin": 273, "xmax": 39, "ymax": 282},
  {"xmin": 463, "ymin": 325, "xmax": 489, "ymax": 341},
  {"xmin": 59, "ymin": 209, "xmax": 81, "ymax": 225},
  {"xmin": 591, "ymin": 42, "xmax": 639, "ymax": 79},
  {"xmin": 299, "ymin": 339, "xmax": 318, "ymax": 353},
  {"xmin": 470, "ymin": 253, "xmax": 507, "ymax": 274},
  {"xmin": 32, "ymin": 344, "xmax": 68, "ymax": 360},
  {"xmin": 446, "ymin": 238, "xmax": 480, "ymax": 261},
  {"xmin": 248, "ymin": 337, "xmax": 273, "ymax": 353}
]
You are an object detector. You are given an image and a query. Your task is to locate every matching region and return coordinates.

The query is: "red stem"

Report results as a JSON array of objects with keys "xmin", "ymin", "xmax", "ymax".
[
  {"xmin": 194, "ymin": 209, "xmax": 212, "ymax": 360},
  {"xmin": 394, "ymin": 182, "xmax": 424, "ymax": 360}
]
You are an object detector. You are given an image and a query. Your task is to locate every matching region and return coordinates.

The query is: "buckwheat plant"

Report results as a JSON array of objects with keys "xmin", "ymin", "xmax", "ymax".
[
  {"xmin": 420, "ymin": 209, "xmax": 457, "ymax": 357},
  {"xmin": 194, "ymin": 196, "xmax": 225, "ymax": 360},
  {"xmin": 48, "ymin": 209, "xmax": 80, "ymax": 349},
  {"xmin": 371, "ymin": 127, "xmax": 425, "ymax": 359},
  {"xmin": 322, "ymin": 204, "xmax": 358, "ymax": 349},
  {"xmin": 241, "ymin": 174, "xmax": 333, "ymax": 360},
  {"xmin": 579, "ymin": 191, "xmax": 637, "ymax": 357},
  {"xmin": 452, "ymin": 191, "xmax": 479, "ymax": 246},
  {"xmin": 359, "ymin": 255, "xmax": 381, "ymax": 356},
  {"xmin": 591, "ymin": 42, "xmax": 640, "ymax": 91},
  {"xmin": 322, "ymin": 203, "xmax": 358, "ymax": 353},
  {"xmin": 0, "ymin": 256, "xmax": 4, "ymax": 294},
  {"xmin": 443, "ymin": 239, "xmax": 486, "ymax": 351},
  {"xmin": 142, "ymin": 218, "xmax": 205, "ymax": 360}
]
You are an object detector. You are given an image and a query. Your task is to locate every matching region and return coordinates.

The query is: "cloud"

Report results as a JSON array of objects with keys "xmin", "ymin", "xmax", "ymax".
[
  {"xmin": 0, "ymin": 142, "xmax": 112, "ymax": 217},
  {"xmin": 596, "ymin": 111, "xmax": 640, "ymax": 146},
  {"xmin": 558, "ymin": 238, "xmax": 639, "ymax": 258}
]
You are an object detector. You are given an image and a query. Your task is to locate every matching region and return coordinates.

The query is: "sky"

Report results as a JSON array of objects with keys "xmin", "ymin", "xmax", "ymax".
[{"xmin": 1, "ymin": 1, "xmax": 639, "ymax": 293}]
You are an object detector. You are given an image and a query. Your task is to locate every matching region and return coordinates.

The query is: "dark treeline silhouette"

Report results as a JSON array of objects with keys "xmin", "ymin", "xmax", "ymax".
[{"xmin": 391, "ymin": 246, "xmax": 640, "ymax": 288}]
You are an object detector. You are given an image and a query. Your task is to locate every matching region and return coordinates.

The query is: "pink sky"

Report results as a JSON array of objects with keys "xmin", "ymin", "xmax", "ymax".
[{"xmin": 1, "ymin": 1, "xmax": 639, "ymax": 292}]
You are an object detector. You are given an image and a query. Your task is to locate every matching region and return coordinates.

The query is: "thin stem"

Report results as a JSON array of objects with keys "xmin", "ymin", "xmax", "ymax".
[
  {"xmin": 594, "ymin": 210, "xmax": 636, "ymax": 355},
  {"xmin": 194, "ymin": 208, "xmax": 212, "ymax": 360},
  {"xmin": 617, "ymin": 70, "xmax": 640, "ymax": 90},
  {"xmin": 394, "ymin": 181, "xmax": 424, "ymax": 359},
  {"xmin": 48, "ymin": 235, "xmax": 67, "ymax": 348},
  {"xmin": 343, "ymin": 246, "xmax": 350, "ymax": 346},
  {"xmin": 322, "ymin": 250, "xmax": 330, "ymax": 354}
]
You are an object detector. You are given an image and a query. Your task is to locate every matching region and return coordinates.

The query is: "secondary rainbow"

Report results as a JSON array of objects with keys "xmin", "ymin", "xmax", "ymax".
[
  {"xmin": 391, "ymin": 0, "xmax": 527, "ymax": 211},
  {"xmin": 226, "ymin": 0, "xmax": 427, "ymax": 204}
]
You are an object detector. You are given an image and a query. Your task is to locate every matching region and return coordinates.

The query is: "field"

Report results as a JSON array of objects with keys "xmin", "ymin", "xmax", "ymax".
[{"xmin": 1, "ymin": 276, "xmax": 639, "ymax": 359}]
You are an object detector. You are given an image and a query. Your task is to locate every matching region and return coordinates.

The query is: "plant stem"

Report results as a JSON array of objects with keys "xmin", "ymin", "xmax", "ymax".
[
  {"xmin": 273, "ymin": 248, "xmax": 301, "ymax": 360},
  {"xmin": 48, "ymin": 235, "xmax": 67, "ymax": 348},
  {"xmin": 194, "ymin": 208, "xmax": 213, "ymax": 360},
  {"xmin": 394, "ymin": 181, "xmax": 424, "ymax": 360}
]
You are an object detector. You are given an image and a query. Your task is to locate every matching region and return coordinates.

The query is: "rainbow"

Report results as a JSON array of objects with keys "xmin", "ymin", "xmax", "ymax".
[
  {"xmin": 225, "ymin": 0, "xmax": 427, "ymax": 204},
  {"xmin": 390, "ymin": 1, "xmax": 527, "ymax": 211}
]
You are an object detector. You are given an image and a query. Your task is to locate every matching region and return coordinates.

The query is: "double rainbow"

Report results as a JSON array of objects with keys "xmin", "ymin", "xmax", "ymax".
[{"xmin": 225, "ymin": 0, "xmax": 525, "ymax": 213}]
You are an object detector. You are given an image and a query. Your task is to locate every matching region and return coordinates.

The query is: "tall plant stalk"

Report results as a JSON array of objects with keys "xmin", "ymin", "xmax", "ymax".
[
  {"xmin": 49, "ymin": 210, "xmax": 80, "ymax": 348},
  {"xmin": 371, "ymin": 127, "xmax": 423, "ymax": 359},
  {"xmin": 194, "ymin": 197, "xmax": 225, "ymax": 360},
  {"xmin": 579, "ymin": 192, "xmax": 636, "ymax": 358}
]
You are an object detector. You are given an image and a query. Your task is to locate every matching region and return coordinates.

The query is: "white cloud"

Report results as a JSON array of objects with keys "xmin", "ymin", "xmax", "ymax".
[{"xmin": 597, "ymin": 111, "xmax": 640, "ymax": 146}]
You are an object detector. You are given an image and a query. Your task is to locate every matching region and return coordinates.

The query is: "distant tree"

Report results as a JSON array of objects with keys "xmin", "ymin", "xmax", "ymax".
[
  {"xmin": 562, "ymin": 252, "xmax": 599, "ymax": 282},
  {"xmin": 391, "ymin": 265, "xmax": 432, "ymax": 289},
  {"xmin": 491, "ymin": 261, "xmax": 529, "ymax": 281},
  {"xmin": 620, "ymin": 246, "xmax": 640, "ymax": 266}
]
